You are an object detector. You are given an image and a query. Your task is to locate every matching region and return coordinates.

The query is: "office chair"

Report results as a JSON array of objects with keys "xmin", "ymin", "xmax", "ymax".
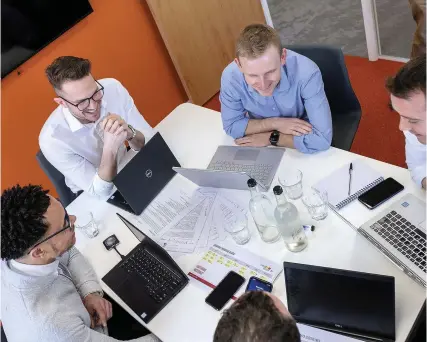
[
  {"xmin": 287, "ymin": 45, "xmax": 362, "ymax": 151},
  {"xmin": 36, "ymin": 150, "xmax": 79, "ymax": 207}
]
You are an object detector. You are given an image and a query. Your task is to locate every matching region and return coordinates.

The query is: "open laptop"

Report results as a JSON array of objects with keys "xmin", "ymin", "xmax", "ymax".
[
  {"xmin": 102, "ymin": 213, "xmax": 189, "ymax": 323},
  {"xmin": 107, "ymin": 132, "xmax": 180, "ymax": 215},
  {"xmin": 173, "ymin": 145, "xmax": 284, "ymax": 190},
  {"xmin": 283, "ymin": 262, "xmax": 396, "ymax": 342},
  {"xmin": 359, "ymin": 193, "xmax": 426, "ymax": 287}
]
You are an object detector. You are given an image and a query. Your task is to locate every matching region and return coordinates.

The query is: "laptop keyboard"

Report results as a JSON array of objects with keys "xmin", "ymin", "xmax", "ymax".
[
  {"xmin": 210, "ymin": 161, "xmax": 273, "ymax": 184},
  {"xmin": 121, "ymin": 248, "xmax": 183, "ymax": 303},
  {"xmin": 370, "ymin": 210, "xmax": 426, "ymax": 273}
]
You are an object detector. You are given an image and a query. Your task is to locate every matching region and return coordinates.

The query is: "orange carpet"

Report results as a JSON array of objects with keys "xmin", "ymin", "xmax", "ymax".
[{"xmin": 203, "ymin": 56, "xmax": 406, "ymax": 168}]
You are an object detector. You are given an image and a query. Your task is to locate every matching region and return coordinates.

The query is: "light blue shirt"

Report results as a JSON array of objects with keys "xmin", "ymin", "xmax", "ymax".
[{"xmin": 219, "ymin": 50, "xmax": 332, "ymax": 154}]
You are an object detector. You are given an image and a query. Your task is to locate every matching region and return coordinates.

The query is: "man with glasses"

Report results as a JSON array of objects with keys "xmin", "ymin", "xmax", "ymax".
[
  {"xmin": 1, "ymin": 184, "xmax": 160, "ymax": 341},
  {"xmin": 39, "ymin": 56, "xmax": 153, "ymax": 198}
]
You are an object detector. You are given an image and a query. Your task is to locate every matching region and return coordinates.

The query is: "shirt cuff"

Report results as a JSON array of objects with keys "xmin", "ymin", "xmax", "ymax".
[
  {"xmin": 91, "ymin": 173, "xmax": 114, "ymax": 198},
  {"xmin": 411, "ymin": 165, "xmax": 426, "ymax": 188},
  {"xmin": 79, "ymin": 280, "xmax": 103, "ymax": 299},
  {"xmin": 230, "ymin": 117, "xmax": 249, "ymax": 139}
]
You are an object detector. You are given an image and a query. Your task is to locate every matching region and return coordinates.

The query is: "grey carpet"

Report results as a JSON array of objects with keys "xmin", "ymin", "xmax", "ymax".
[{"xmin": 267, "ymin": 0, "xmax": 414, "ymax": 58}]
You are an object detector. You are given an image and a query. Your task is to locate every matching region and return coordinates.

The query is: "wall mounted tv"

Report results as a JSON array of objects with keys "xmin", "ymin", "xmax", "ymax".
[{"xmin": 1, "ymin": 0, "xmax": 93, "ymax": 78}]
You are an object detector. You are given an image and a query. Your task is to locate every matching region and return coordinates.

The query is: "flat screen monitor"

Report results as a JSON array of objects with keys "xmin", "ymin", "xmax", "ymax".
[{"xmin": 1, "ymin": 0, "xmax": 93, "ymax": 78}]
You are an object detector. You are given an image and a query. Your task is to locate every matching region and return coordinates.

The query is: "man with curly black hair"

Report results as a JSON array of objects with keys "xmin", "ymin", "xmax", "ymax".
[
  {"xmin": 1, "ymin": 184, "xmax": 159, "ymax": 342},
  {"xmin": 214, "ymin": 291, "xmax": 301, "ymax": 342}
]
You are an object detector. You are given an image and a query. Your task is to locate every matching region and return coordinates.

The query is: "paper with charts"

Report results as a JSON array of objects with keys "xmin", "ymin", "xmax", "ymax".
[
  {"xmin": 136, "ymin": 176, "xmax": 248, "ymax": 256},
  {"xmin": 188, "ymin": 241, "xmax": 282, "ymax": 297}
]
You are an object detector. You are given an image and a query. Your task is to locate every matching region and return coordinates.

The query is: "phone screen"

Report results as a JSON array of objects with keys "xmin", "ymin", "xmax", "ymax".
[
  {"xmin": 246, "ymin": 276, "xmax": 273, "ymax": 292},
  {"xmin": 205, "ymin": 271, "xmax": 245, "ymax": 310},
  {"xmin": 358, "ymin": 178, "xmax": 404, "ymax": 209}
]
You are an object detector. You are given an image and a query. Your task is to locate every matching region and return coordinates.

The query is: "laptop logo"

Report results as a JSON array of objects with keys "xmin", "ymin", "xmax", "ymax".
[
  {"xmin": 401, "ymin": 202, "xmax": 409, "ymax": 208},
  {"xmin": 145, "ymin": 169, "xmax": 153, "ymax": 178}
]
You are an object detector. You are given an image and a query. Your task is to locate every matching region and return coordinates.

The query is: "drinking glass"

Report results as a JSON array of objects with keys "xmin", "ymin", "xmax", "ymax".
[
  {"xmin": 75, "ymin": 212, "xmax": 99, "ymax": 238},
  {"xmin": 225, "ymin": 214, "xmax": 251, "ymax": 245},
  {"xmin": 302, "ymin": 188, "xmax": 328, "ymax": 220},
  {"xmin": 279, "ymin": 169, "xmax": 303, "ymax": 200}
]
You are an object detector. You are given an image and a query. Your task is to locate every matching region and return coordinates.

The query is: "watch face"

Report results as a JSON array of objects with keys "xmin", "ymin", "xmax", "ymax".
[{"xmin": 270, "ymin": 131, "xmax": 279, "ymax": 145}]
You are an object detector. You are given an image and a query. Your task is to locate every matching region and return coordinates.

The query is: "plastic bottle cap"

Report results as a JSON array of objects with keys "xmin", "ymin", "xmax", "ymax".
[
  {"xmin": 273, "ymin": 185, "xmax": 283, "ymax": 195},
  {"xmin": 247, "ymin": 178, "xmax": 257, "ymax": 188}
]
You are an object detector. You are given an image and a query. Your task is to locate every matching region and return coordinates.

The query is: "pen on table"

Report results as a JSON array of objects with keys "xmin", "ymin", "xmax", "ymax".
[{"xmin": 348, "ymin": 163, "xmax": 353, "ymax": 196}]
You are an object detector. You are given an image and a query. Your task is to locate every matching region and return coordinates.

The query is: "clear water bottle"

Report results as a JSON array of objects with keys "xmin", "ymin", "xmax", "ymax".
[
  {"xmin": 273, "ymin": 185, "xmax": 308, "ymax": 252},
  {"xmin": 247, "ymin": 179, "xmax": 280, "ymax": 243}
]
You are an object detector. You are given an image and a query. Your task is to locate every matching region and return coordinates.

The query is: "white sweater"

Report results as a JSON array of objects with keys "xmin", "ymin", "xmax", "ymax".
[{"xmin": 1, "ymin": 247, "xmax": 160, "ymax": 342}]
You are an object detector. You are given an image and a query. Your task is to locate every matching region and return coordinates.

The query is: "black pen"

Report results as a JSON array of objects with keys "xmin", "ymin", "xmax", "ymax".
[{"xmin": 348, "ymin": 163, "xmax": 353, "ymax": 195}]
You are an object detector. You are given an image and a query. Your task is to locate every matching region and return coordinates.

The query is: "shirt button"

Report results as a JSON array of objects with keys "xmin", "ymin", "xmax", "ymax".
[{"xmin": 272, "ymin": 107, "xmax": 276, "ymax": 110}]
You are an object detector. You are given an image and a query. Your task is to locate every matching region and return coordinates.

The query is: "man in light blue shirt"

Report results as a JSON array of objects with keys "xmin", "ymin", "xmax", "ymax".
[{"xmin": 220, "ymin": 24, "xmax": 332, "ymax": 154}]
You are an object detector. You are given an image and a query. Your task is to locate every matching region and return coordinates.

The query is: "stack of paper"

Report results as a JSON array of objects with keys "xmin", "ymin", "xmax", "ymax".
[{"xmin": 136, "ymin": 177, "xmax": 248, "ymax": 256}]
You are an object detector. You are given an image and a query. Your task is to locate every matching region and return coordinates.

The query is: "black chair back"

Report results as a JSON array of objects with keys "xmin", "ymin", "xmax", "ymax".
[
  {"xmin": 287, "ymin": 45, "xmax": 362, "ymax": 150},
  {"xmin": 36, "ymin": 150, "xmax": 77, "ymax": 207}
]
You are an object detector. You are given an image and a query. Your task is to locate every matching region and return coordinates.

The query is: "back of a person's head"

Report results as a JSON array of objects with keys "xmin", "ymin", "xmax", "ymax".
[
  {"xmin": 236, "ymin": 23, "xmax": 282, "ymax": 60},
  {"xmin": 45, "ymin": 56, "xmax": 91, "ymax": 91},
  {"xmin": 1, "ymin": 184, "xmax": 50, "ymax": 260},
  {"xmin": 213, "ymin": 291, "xmax": 301, "ymax": 342},
  {"xmin": 386, "ymin": 53, "xmax": 426, "ymax": 99}
]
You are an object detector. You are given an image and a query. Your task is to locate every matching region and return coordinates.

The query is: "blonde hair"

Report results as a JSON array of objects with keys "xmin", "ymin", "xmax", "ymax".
[{"xmin": 236, "ymin": 24, "xmax": 282, "ymax": 59}]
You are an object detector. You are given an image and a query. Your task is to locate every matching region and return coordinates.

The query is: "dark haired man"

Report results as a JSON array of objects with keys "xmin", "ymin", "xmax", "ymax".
[
  {"xmin": 1, "ymin": 184, "xmax": 159, "ymax": 341},
  {"xmin": 386, "ymin": 53, "xmax": 426, "ymax": 189},
  {"xmin": 39, "ymin": 56, "xmax": 153, "ymax": 198},
  {"xmin": 214, "ymin": 291, "xmax": 301, "ymax": 342}
]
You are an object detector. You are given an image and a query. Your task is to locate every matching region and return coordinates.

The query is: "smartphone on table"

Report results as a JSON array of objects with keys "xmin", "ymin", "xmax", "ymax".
[
  {"xmin": 358, "ymin": 177, "xmax": 404, "ymax": 209},
  {"xmin": 205, "ymin": 271, "xmax": 245, "ymax": 310},
  {"xmin": 245, "ymin": 276, "xmax": 273, "ymax": 292}
]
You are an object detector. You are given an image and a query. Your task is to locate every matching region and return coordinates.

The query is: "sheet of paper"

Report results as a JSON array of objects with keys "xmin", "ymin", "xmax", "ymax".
[
  {"xmin": 297, "ymin": 324, "xmax": 365, "ymax": 342},
  {"xmin": 188, "ymin": 240, "xmax": 282, "ymax": 298},
  {"xmin": 136, "ymin": 177, "xmax": 197, "ymax": 237}
]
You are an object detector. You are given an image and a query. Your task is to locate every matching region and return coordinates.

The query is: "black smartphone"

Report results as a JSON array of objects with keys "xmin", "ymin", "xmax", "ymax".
[
  {"xmin": 358, "ymin": 177, "xmax": 404, "ymax": 209},
  {"xmin": 245, "ymin": 276, "xmax": 273, "ymax": 292},
  {"xmin": 205, "ymin": 271, "xmax": 245, "ymax": 310}
]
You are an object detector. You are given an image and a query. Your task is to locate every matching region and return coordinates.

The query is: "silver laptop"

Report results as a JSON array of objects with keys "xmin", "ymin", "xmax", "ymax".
[
  {"xmin": 173, "ymin": 145, "xmax": 284, "ymax": 190},
  {"xmin": 359, "ymin": 193, "xmax": 426, "ymax": 287}
]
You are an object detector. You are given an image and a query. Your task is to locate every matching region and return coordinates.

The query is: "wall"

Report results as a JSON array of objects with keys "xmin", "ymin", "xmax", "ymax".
[{"xmin": 1, "ymin": 0, "xmax": 187, "ymax": 195}]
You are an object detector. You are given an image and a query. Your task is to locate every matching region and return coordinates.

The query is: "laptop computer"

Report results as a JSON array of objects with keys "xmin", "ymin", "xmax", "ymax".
[
  {"xmin": 283, "ymin": 262, "xmax": 396, "ymax": 342},
  {"xmin": 102, "ymin": 213, "xmax": 189, "ymax": 323},
  {"xmin": 107, "ymin": 132, "xmax": 180, "ymax": 215},
  {"xmin": 173, "ymin": 145, "xmax": 284, "ymax": 190},
  {"xmin": 359, "ymin": 193, "xmax": 426, "ymax": 287}
]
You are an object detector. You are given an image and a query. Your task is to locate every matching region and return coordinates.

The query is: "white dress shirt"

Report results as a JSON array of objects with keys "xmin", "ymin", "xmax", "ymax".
[
  {"xmin": 39, "ymin": 78, "xmax": 154, "ymax": 197},
  {"xmin": 404, "ymin": 130, "xmax": 426, "ymax": 188}
]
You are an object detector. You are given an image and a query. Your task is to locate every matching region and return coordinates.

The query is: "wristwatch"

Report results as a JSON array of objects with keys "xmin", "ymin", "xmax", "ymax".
[
  {"xmin": 269, "ymin": 130, "xmax": 280, "ymax": 146},
  {"xmin": 127, "ymin": 124, "xmax": 136, "ymax": 142}
]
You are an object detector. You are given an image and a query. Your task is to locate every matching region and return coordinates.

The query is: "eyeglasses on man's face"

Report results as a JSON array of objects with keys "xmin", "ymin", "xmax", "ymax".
[
  {"xmin": 28, "ymin": 209, "xmax": 74, "ymax": 254},
  {"xmin": 59, "ymin": 80, "xmax": 104, "ymax": 112}
]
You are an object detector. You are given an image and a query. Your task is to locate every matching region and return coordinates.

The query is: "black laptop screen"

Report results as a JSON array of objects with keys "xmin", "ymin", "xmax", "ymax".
[{"xmin": 284, "ymin": 263, "xmax": 395, "ymax": 340}]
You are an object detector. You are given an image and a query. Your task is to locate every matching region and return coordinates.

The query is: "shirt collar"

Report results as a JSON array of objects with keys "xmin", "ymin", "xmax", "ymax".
[
  {"xmin": 247, "ymin": 64, "xmax": 290, "ymax": 97},
  {"xmin": 9, "ymin": 259, "xmax": 60, "ymax": 277},
  {"xmin": 62, "ymin": 99, "xmax": 108, "ymax": 133}
]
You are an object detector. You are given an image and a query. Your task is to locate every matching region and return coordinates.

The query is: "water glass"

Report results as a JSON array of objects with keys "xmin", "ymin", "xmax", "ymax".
[
  {"xmin": 225, "ymin": 214, "xmax": 251, "ymax": 245},
  {"xmin": 75, "ymin": 212, "xmax": 99, "ymax": 238},
  {"xmin": 302, "ymin": 188, "xmax": 328, "ymax": 220},
  {"xmin": 279, "ymin": 169, "xmax": 303, "ymax": 200}
]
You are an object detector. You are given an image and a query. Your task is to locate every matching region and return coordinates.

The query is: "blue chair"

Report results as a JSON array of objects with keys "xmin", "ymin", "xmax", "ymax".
[
  {"xmin": 36, "ymin": 150, "xmax": 79, "ymax": 207},
  {"xmin": 287, "ymin": 45, "xmax": 362, "ymax": 151}
]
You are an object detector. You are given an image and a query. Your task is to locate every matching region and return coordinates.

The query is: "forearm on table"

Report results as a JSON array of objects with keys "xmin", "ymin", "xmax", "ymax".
[
  {"xmin": 277, "ymin": 133, "xmax": 295, "ymax": 148},
  {"xmin": 245, "ymin": 118, "xmax": 279, "ymax": 135},
  {"xmin": 128, "ymin": 130, "xmax": 146, "ymax": 151},
  {"xmin": 98, "ymin": 149, "xmax": 118, "ymax": 182}
]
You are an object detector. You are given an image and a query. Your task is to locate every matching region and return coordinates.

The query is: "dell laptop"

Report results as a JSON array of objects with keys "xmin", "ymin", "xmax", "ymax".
[
  {"xmin": 102, "ymin": 213, "xmax": 189, "ymax": 323},
  {"xmin": 283, "ymin": 262, "xmax": 396, "ymax": 342},
  {"xmin": 174, "ymin": 145, "xmax": 284, "ymax": 190},
  {"xmin": 107, "ymin": 132, "xmax": 180, "ymax": 215},
  {"xmin": 359, "ymin": 193, "xmax": 426, "ymax": 287}
]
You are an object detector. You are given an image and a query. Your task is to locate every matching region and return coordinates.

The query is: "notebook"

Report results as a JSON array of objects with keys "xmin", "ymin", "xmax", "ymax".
[{"xmin": 313, "ymin": 160, "xmax": 384, "ymax": 210}]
